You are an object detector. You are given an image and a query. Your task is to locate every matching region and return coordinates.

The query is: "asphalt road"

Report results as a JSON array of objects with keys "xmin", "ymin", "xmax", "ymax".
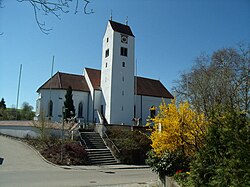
[{"xmin": 0, "ymin": 135, "xmax": 158, "ymax": 187}]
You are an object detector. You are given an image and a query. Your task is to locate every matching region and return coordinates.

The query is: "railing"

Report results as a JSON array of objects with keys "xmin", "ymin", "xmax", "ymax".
[
  {"xmin": 103, "ymin": 131, "xmax": 120, "ymax": 154},
  {"xmin": 78, "ymin": 131, "xmax": 88, "ymax": 149},
  {"xmin": 96, "ymin": 109, "xmax": 104, "ymax": 124}
]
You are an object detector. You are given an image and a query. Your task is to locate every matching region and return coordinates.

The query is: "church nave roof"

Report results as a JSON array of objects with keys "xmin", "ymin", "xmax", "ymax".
[{"xmin": 37, "ymin": 72, "xmax": 90, "ymax": 92}]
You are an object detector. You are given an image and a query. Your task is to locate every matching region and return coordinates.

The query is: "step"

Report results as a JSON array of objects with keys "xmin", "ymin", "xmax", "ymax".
[
  {"xmin": 87, "ymin": 149, "xmax": 114, "ymax": 155},
  {"xmin": 87, "ymin": 151, "xmax": 113, "ymax": 155},
  {"xmin": 79, "ymin": 132, "xmax": 118, "ymax": 165},
  {"xmin": 84, "ymin": 144, "xmax": 106, "ymax": 149},
  {"xmin": 89, "ymin": 157, "xmax": 116, "ymax": 162},
  {"xmin": 86, "ymin": 149, "xmax": 117, "ymax": 165},
  {"xmin": 88, "ymin": 153, "xmax": 115, "ymax": 158},
  {"xmin": 85, "ymin": 140, "xmax": 105, "ymax": 144}
]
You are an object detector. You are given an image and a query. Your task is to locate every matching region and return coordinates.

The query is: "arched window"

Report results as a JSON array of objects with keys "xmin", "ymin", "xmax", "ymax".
[
  {"xmin": 48, "ymin": 100, "xmax": 53, "ymax": 117},
  {"xmin": 78, "ymin": 102, "xmax": 83, "ymax": 118},
  {"xmin": 122, "ymin": 62, "xmax": 125, "ymax": 67},
  {"xmin": 150, "ymin": 106, "xmax": 156, "ymax": 118}
]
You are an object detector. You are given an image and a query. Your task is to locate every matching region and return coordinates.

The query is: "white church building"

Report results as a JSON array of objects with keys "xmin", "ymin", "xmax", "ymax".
[{"xmin": 36, "ymin": 20, "xmax": 173, "ymax": 125}]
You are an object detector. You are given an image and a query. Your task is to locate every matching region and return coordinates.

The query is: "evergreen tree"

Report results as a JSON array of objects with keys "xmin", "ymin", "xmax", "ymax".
[
  {"xmin": 0, "ymin": 98, "xmax": 6, "ymax": 109},
  {"xmin": 64, "ymin": 86, "xmax": 75, "ymax": 120}
]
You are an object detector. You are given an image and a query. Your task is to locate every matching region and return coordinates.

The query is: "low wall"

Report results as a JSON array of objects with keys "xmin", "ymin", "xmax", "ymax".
[
  {"xmin": 158, "ymin": 176, "xmax": 180, "ymax": 187},
  {"xmin": 0, "ymin": 125, "xmax": 64, "ymax": 138},
  {"xmin": 105, "ymin": 124, "xmax": 149, "ymax": 133},
  {"xmin": 0, "ymin": 125, "xmax": 39, "ymax": 138}
]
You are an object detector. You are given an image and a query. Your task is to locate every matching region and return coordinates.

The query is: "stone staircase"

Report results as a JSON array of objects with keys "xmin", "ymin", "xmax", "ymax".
[{"xmin": 80, "ymin": 132, "xmax": 118, "ymax": 165}]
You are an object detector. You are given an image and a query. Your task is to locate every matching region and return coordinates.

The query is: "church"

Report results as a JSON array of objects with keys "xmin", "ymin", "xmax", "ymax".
[{"xmin": 35, "ymin": 20, "xmax": 174, "ymax": 125}]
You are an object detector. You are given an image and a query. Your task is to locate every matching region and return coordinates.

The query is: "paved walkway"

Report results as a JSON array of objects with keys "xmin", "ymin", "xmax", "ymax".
[
  {"xmin": 0, "ymin": 135, "xmax": 56, "ymax": 171},
  {"xmin": 0, "ymin": 135, "xmax": 158, "ymax": 187}
]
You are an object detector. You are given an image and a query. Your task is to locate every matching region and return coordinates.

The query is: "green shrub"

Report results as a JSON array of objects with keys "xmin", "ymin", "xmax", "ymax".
[
  {"xmin": 0, "ymin": 108, "xmax": 34, "ymax": 120},
  {"xmin": 146, "ymin": 150, "xmax": 190, "ymax": 177},
  {"xmin": 108, "ymin": 129, "xmax": 151, "ymax": 164},
  {"xmin": 190, "ymin": 112, "xmax": 250, "ymax": 187},
  {"xmin": 174, "ymin": 172, "xmax": 193, "ymax": 187},
  {"xmin": 41, "ymin": 141, "xmax": 89, "ymax": 165}
]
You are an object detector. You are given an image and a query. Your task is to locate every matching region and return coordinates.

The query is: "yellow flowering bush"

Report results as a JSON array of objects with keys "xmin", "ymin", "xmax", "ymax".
[{"xmin": 149, "ymin": 99, "xmax": 208, "ymax": 158}]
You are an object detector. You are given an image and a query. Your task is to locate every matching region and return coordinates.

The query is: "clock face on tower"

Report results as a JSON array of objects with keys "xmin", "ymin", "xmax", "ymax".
[{"xmin": 121, "ymin": 35, "xmax": 128, "ymax": 44}]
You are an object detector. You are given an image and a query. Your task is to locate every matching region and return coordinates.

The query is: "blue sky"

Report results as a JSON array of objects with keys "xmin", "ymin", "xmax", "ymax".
[{"xmin": 0, "ymin": 0, "xmax": 250, "ymax": 109}]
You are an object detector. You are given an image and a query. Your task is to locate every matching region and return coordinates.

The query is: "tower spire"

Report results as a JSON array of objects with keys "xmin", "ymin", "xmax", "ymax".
[
  {"xmin": 125, "ymin": 16, "xmax": 128, "ymax": 25},
  {"xmin": 110, "ymin": 10, "xmax": 113, "ymax": 21}
]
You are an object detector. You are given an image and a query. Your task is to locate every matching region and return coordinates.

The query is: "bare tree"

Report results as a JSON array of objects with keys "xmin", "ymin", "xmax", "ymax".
[
  {"xmin": 174, "ymin": 44, "xmax": 250, "ymax": 117},
  {"xmin": 33, "ymin": 110, "xmax": 52, "ymax": 142},
  {"xmin": 0, "ymin": 0, "xmax": 94, "ymax": 34}
]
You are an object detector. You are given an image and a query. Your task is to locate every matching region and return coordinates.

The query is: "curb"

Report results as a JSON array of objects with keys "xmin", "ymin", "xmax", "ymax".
[
  {"xmin": 0, "ymin": 134, "xmax": 151, "ymax": 171},
  {"xmin": 67, "ymin": 164, "xmax": 150, "ymax": 171},
  {"xmin": 0, "ymin": 134, "xmax": 61, "ymax": 168}
]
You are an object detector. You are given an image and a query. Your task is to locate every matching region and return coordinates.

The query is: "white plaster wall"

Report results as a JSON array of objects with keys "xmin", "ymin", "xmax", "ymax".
[
  {"xmin": 109, "ymin": 31, "xmax": 135, "ymax": 125},
  {"xmin": 37, "ymin": 89, "xmax": 89, "ymax": 122},
  {"xmin": 134, "ymin": 95, "xmax": 171, "ymax": 125},
  {"xmin": 101, "ymin": 22, "xmax": 113, "ymax": 123},
  {"xmin": 101, "ymin": 21, "xmax": 135, "ymax": 125},
  {"xmin": 73, "ymin": 90, "xmax": 89, "ymax": 121},
  {"xmin": 84, "ymin": 68, "xmax": 94, "ymax": 97},
  {"xmin": 35, "ymin": 93, "xmax": 41, "ymax": 116},
  {"xmin": 93, "ymin": 90, "xmax": 102, "ymax": 123}
]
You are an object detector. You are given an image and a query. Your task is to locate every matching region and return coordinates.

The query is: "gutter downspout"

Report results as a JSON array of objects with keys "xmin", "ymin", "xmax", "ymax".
[
  {"xmin": 141, "ymin": 95, "xmax": 143, "ymax": 125},
  {"xmin": 92, "ymin": 90, "xmax": 95, "ymax": 122},
  {"xmin": 87, "ymin": 92, "xmax": 90, "ymax": 123}
]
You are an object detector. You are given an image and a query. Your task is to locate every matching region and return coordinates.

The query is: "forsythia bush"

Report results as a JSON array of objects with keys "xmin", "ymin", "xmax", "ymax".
[{"xmin": 149, "ymin": 99, "xmax": 208, "ymax": 158}]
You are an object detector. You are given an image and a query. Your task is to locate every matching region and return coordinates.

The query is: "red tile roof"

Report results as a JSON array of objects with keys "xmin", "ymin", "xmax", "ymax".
[
  {"xmin": 85, "ymin": 68, "xmax": 101, "ymax": 90},
  {"xmin": 37, "ymin": 72, "xmax": 90, "ymax": 92},
  {"xmin": 38, "ymin": 70, "xmax": 173, "ymax": 99},
  {"xmin": 135, "ymin": 77, "xmax": 174, "ymax": 99},
  {"xmin": 109, "ymin": 20, "xmax": 134, "ymax": 37}
]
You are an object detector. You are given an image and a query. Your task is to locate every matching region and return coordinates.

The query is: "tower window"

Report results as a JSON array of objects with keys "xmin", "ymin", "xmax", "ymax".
[
  {"xmin": 120, "ymin": 47, "xmax": 128, "ymax": 57},
  {"xmin": 122, "ymin": 90, "xmax": 124, "ymax": 96},
  {"xmin": 105, "ymin": 49, "xmax": 109, "ymax": 58},
  {"xmin": 105, "ymin": 62, "xmax": 108, "ymax": 68},
  {"xmin": 122, "ymin": 76, "xmax": 125, "ymax": 82},
  {"xmin": 107, "ymin": 37, "xmax": 109, "ymax": 43},
  {"xmin": 121, "ymin": 106, "xmax": 124, "ymax": 111},
  {"xmin": 122, "ymin": 62, "xmax": 125, "ymax": 67}
]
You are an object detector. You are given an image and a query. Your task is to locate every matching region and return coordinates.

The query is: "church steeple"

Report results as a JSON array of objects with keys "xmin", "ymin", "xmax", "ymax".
[
  {"xmin": 110, "ymin": 10, "xmax": 113, "ymax": 21},
  {"xmin": 125, "ymin": 16, "xmax": 128, "ymax": 25},
  {"xmin": 101, "ymin": 20, "xmax": 135, "ymax": 125}
]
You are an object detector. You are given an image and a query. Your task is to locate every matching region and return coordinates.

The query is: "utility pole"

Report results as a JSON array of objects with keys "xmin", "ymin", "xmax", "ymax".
[
  {"xmin": 49, "ymin": 56, "xmax": 54, "ymax": 120},
  {"xmin": 16, "ymin": 64, "xmax": 22, "ymax": 120},
  {"xmin": 61, "ymin": 106, "xmax": 65, "ymax": 163}
]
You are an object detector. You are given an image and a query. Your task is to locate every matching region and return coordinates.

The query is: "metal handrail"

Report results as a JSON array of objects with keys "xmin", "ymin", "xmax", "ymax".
[
  {"xmin": 103, "ymin": 131, "xmax": 120, "ymax": 154},
  {"xmin": 78, "ymin": 131, "xmax": 88, "ymax": 149}
]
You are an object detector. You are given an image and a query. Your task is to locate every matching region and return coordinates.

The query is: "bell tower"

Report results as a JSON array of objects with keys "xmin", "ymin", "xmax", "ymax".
[{"xmin": 101, "ymin": 20, "xmax": 135, "ymax": 125}]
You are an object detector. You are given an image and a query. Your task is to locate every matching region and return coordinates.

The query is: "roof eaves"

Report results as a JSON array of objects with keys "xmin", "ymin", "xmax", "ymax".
[
  {"xmin": 109, "ymin": 20, "xmax": 134, "ymax": 37},
  {"xmin": 36, "ymin": 72, "xmax": 58, "ymax": 93},
  {"xmin": 136, "ymin": 93, "xmax": 170, "ymax": 98}
]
